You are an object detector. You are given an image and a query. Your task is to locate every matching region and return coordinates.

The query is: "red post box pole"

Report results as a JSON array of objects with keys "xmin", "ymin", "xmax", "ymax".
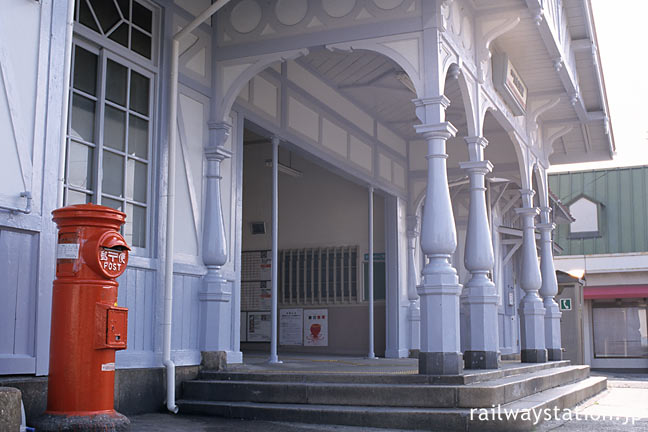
[{"xmin": 34, "ymin": 204, "xmax": 131, "ymax": 432}]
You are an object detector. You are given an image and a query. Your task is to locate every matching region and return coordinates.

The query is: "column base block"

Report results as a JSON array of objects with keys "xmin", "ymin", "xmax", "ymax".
[
  {"xmin": 547, "ymin": 348, "xmax": 563, "ymax": 361},
  {"xmin": 464, "ymin": 350, "xmax": 501, "ymax": 369},
  {"xmin": 521, "ymin": 349, "xmax": 548, "ymax": 363},
  {"xmin": 419, "ymin": 351, "xmax": 463, "ymax": 375},
  {"xmin": 201, "ymin": 351, "xmax": 227, "ymax": 370}
]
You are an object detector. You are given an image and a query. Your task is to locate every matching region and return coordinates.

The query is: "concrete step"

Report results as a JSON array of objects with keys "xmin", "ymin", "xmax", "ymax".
[
  {"xmin": 177, "ymin": 376, "xmax": 607, "ymax": 431},
  {"xmin": 183, "ymin": 365, "xmax": 590, "ymax": 408},
  {"xmin": 200, "ymin": 360, "xmax": 572, "ymax": 385}
]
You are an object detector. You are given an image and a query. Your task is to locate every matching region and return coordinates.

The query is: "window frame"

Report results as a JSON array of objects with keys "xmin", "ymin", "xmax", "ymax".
[
  {"xmin": 591, "ymin": 300, "xmax": 648, "ymax": 359},
  {"xmin": 567, "ymin": 194, "xmax": 604, "ymax": 240},
  {"xmin": 64, "ymin": 0, "xmax": 160, "ymax": 256}
]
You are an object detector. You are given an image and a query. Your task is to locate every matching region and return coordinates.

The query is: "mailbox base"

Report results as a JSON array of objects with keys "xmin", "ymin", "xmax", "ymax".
[{"xmin": 32, "ymin": 410, "xmax": 130, "ymax": 432}]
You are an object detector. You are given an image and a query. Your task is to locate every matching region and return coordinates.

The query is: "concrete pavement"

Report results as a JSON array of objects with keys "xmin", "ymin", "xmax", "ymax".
[{"xmin": 128, "ymin": 372, "xmax": 648, "ymax": 431}]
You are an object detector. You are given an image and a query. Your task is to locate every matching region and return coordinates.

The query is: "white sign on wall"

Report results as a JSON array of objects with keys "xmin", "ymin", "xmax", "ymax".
[
  {"xmin": 280, "ymin": 308, "xmax": 303, "ymax": 345},
  {"xmin": 304, "ymin": 309, "xmax": 328, "ymax": 347},
  {"xmin": 247, "ymin": 312, "xmax": 271, "ymax": 342}
]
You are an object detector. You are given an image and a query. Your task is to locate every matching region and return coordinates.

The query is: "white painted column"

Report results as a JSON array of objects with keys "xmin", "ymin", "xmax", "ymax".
[
  {"xmin": 414, "ymin": 96, "xmax": 463, "ymax": 375},
  {"xmin": 515, "ymin": 189, "xmax": 547, "ymax": 363},
  {"xmin": 406, "ymin": 215, "xmax": 421, "ymax": 354},
  {"xmin": 538, "ymin": 206, "xmax": 562, "ymax": 361},
  {"xmin": 269, "ymin": 136, "xmax": 281, "ymax": 364},
  {"xmin": 368, "ymin": 186, "xmax": 376, "ymax": 359},
  {"xmin": 459, "ymin": 136, "xmax": 500, "ymax": 369},
  {"xmin": 200, "ymin": 123, "xmax": 233, "ymax": 361}
]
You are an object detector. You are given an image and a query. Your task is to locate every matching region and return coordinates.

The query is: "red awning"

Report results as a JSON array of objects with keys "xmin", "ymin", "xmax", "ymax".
[{"xmin": 584, "ymin": 285, "xmax": 648, "ymax": 299}]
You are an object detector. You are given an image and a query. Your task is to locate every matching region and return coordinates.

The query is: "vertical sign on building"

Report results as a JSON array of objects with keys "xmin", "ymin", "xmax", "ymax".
[{"xmin": 304, "ymin": 309, "xmax": 328, "ymax": 346}]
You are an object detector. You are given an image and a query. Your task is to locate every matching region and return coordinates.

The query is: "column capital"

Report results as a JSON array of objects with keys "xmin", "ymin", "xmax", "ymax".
[
  {"xmin": 413, "ymin": 95, "xmax": 451, "ymax": 110},
  {"xmin": 204, "ymin": 146, "xmax": 232, "ymax": 162},
  {"xmin": 414, "ymin": 121, "xmax": 458, "ymax": 141},
  {"xmin": 207, "ymin": 120, "xmax": 232, "ymax": 137},
  {"xmin": 536, "ymin": 222, "xmax": 556, "ymax": 232},
  {"xmin": 519, "ymin": 188, "xmax": 535, "ymax": 198},
  {"xmin": 463, "ymin": 136, "xmax": 489, "ymax": 148},
  {"xmin": 458, "ymin": 160, "xmax": 493, "ymax": 174},
  {"xmin": 515, "ymin": 207, "xmax": 540, "ymax": 217}
]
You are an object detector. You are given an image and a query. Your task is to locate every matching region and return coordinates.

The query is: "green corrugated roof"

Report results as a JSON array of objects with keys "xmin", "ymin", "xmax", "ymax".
[{"xmin": 548, "ymin": 165, "xmax": 648, "ymax": 256}]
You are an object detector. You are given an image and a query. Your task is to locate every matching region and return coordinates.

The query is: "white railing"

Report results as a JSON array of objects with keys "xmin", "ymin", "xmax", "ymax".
[{"xmin": 279, "ymin": 246, "xmax": 360, "ymax": 305}]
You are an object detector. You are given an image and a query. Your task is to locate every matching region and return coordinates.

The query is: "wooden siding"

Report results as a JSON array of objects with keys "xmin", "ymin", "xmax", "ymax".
[
  {"xmin": 117, "ymin": 267, "xmax": 156, "ymax": 353},
  {"xmin": 0, "ymin": 229, "xmax": 38, "ymax": 374},
  {"xmin": 550, "ymin": 166, "xmax": 648, "ymax": 255}
]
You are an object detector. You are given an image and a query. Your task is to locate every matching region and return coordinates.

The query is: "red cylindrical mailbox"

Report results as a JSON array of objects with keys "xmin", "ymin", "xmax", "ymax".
[{"xmin": 37, "ymin": 204, "xmax": 131, "ymax": 431}]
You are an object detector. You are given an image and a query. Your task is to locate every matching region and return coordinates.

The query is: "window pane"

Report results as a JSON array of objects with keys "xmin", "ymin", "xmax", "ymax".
[
  {"xmin": 116, "ymin": 0, "xmax": 129, "ymax": 20},
  {"xmin": 125, "ymin": 203, "xmax": 146, "ymax": 248},
  {"xmin": 102, "ymin": 196, "xmax": 123, "ymax": 212},
  {"xmin": 129, "ymin": 71, "xmax": 149, "ymax": 115},
  {"xmin": 132, "ymin": 1, "xmax": 152, "ymax": 32},
  {"xmin": 66, "ymin": 189, "xmax": 90, "ymax": 205},
  {"xmin": 102, "ymin": 150, "xmax": 124, "ymax": 197},
  {"xmin": 126, "ymin": 158, "xmax": 147, "ymax": 203},
  {"xmin": 89, "ymin": 0, "xmax": 121, "ymax": 34},
  {"xmin": 108, "ymin": 22, "xmax": 129, "ymax": 48},
  {"xmin": 106, "ymin": 59, "xmax": 128, "ymax": 106},
  {"xmin": 70, "ymin": 94, "xmax": 96, "ymax": 142},
  {"xmin": 128, "ymin": 115, "xmax": 148, "ymax": 158},
  {"xmin": 104, "ymin": 105, "xmax": 126, "ymax": 151},
  {"xmin": 79, "ymin": 0, "xmax": 101, "ymax": 33},
  {"xmin": 593, "ymin": 306, "xmax": 648, "ymax": 358},
  {"xmin": 131, "ymin": 28, "xmax": 151, "ymax": 59},
  {"xmin": 73, "ymin": 46, "xmax": 98, "ymax": 96},
  {"xmin": 67, "ymin": 141, "xmax": 93, "ymax": 189}
]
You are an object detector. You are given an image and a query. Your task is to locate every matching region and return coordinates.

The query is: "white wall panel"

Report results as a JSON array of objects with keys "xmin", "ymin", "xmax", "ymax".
[
  {"xmin": 321, "ymin": 118, "xmax": 348, "ymax": 157},
  {"xmin": 379, "ymin": 153, "xmax": 392, "ymax": 181},
  {"xmin": 287, "ymin": 95, "xmax": 319, "ymax": 142},
  {"xmin": 349, "ymin": 135, "xmax": 373, "ymax": 172},
  {"xmin": 287, "ymin": 61, "xmax": 374, "ymax": 135},
  {"xmin": 252, "ymin": 75, "xmax": 278, "ymax": 118},
  {"xmin": 378, "ymin": 123, "xmax": 406, "ymax": 156}
]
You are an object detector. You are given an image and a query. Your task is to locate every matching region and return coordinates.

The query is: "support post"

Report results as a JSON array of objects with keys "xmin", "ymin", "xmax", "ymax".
[
  {"xmin": 459, "ymin": 136, "xmax": 500, "ymax": 369},
  {"xmin": 269, "ymin": 137, "xmax": 281, "ymax": 363},
  {"xmin": 538, "ymin": 206, "xmax": 562, "ymax": 361},
  {"xmin": 414, "ymin": 96, "xmax": 463, "ymax": 375},
  {"xmin": 515, "ymin": 189, "xmax": 547, "ymax": 363},
  {"xmin": 368, "ymin": 186, "xmax": 376, "ymax": 359},
  {"xmin": 406, "ymin": 215, "xmax": 421, "ymax": 356},
  {"xmin": 200, "ymin": 123, "xmax": 233, "ymax": 363}
]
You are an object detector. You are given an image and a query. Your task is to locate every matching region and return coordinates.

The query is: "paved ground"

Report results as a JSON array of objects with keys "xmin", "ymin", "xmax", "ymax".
[{"xmin": 129, "ymin": 372, "xmax": 648, "ymax": 431}]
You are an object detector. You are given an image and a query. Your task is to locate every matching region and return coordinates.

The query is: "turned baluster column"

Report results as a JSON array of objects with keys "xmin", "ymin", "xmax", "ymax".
[
  {"xmin": 414, "ymin": 96, "xmax": 463, "ymax": 375},
  {"xmin": 538, "ymin": 206, "xmax": 562, "ymax": 361},
  {"xmin": 460, "ymin": 136, "xmax": 500, "ymax": 369},
  {"xmin": 200, "ymin": 122, "xmax": 233, "ymax": 356},
  {"xmin": 515, "ymin": 189, "xmax": 547, "ymax": 363}
]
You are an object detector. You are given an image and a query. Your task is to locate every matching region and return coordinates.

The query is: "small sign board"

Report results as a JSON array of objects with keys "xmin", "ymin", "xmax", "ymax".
[
  {"xmin": 247, "ymin": 312, "xmax": 271, "ymax": 342},
  {"xmin": 280, "ymin": 308, "xmax": 303, "ymax": 345},
  {"xmin": 363, "ymin": 252, "xmax": 385, "ymax": 261},
  {"xmin": 559, "ymin": 298, "xmax": 572, "ymax": 311}
]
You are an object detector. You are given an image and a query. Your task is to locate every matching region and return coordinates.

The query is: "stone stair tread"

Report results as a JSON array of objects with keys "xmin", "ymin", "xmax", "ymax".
[
  {"xmin": 189, "ymin": 365, "xmax": 587, "ymax": 389},
  {"xmin": 177, "ymin": 376, "xmax": 607, "ymax": 430}
]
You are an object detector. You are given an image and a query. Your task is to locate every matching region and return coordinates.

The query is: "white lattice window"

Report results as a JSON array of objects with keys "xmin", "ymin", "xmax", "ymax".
[{"xmin": 64, "ymin": 0, "xmax": 158, "ymax": 250}]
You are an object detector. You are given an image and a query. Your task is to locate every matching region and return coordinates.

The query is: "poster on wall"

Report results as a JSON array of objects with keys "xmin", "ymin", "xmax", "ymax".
[
  {"xmin": 247, "ymin": 312, "xmax": 271, "ymax": 342},
  {"xmin": 240, "ymin": 312, "xmax": 247, "ymax": 342},
  {"xmin": 304, "ymin": 309, "xmax": 328, "ymax": 347},
  {"xmin": 280, "ymin": 309, "xmax": 303, "ymax": 345}
]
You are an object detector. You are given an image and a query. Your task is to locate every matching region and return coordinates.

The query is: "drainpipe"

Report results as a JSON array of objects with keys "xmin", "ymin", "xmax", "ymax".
[
  {"xmin": 163, "ymin": 0, "xmax": 230, "ymax": 414},
  {"xmin": 57, "ymin": 0, "xmax": 76, "ymax": 207}
]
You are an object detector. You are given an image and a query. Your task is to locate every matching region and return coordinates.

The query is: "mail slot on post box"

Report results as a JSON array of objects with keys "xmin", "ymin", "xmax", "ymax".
[{"xmin": 34, "ymin": 204, "xmax": 131, "ymax": 432}]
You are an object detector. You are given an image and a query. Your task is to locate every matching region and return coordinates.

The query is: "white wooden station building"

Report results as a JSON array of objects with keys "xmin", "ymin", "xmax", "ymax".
[{"xmin": 1, "ymin": 0, "xmax": 613, "ymax": 411}]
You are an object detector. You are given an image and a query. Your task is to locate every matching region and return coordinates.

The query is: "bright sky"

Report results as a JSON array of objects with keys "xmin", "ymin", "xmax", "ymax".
[{"xmin": 548, "ymin": 0, "xmax": 648, "ymax": 172}]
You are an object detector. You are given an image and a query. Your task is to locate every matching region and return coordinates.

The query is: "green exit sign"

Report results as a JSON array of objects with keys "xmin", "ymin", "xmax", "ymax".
[{"xmin": 559, "ymin": 298, "xmax": 572, "ymax": 311}]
